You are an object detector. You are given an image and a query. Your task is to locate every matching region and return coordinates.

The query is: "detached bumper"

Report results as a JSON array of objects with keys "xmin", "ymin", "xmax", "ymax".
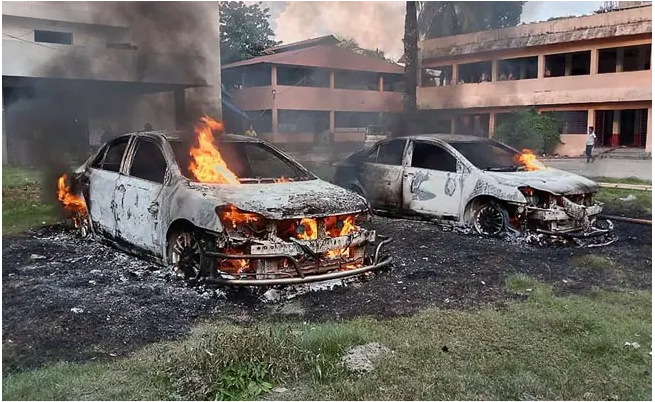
[{"xmin": 204, "ymin": 235, "xmax": 393, "ymax": 286}]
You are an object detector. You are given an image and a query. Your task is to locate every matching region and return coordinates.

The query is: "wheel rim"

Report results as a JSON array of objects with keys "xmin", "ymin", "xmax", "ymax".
[
  {"xmin": 474, "ymin": 205, "xmax": 505, "ymax": 236},
  {"xmin": 170, "ymin": 232, "xmax": 202, "ymax": 279}
]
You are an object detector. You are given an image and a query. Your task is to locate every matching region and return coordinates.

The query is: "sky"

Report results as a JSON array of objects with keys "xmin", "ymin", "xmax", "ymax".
[{"xmin": 258, "ymin": 1, "xmax": 606, "ymax": 60}]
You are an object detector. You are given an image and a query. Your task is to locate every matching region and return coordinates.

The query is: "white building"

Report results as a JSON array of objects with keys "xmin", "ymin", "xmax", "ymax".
[{"xmin": 2, "ymin": 1, "xmax": 222, "ymax": 164}]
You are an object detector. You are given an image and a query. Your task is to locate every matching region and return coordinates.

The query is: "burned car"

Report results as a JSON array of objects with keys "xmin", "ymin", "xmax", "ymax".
[
  {"xmin": 334, "ymin": 134, "xmax": 612, "ymax": 240},
  {"xmin": 58, "ymin": 117, "xmax": 391, "ymax": 285}
]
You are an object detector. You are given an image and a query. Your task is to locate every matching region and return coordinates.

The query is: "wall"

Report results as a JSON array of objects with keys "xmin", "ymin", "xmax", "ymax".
[
  {"xmin": 231, "ymin": 85, "xmax": 403, "ymax": 113},
  {"xmin": 417, "ymin": 70, "xmax": 651, "ymax": 109},
  {"xmin": 555, "ymin": 134, "xmax": 587, "ymax": 156}
]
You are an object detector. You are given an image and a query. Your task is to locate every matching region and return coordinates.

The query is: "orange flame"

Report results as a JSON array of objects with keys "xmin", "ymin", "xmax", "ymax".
[
  {"xmin": 516, "ymin": 149, "xmax": 542, "ymax": 171},
  {"xmin": 325, "ymin": 216, "xmax": 358, "ymax": 259},
  {"xmin": 220, "ymin": 204, "xmax": 262, "ymax": 229},
  {"xmin": 274, "ymin": 177, "xmax": 292, "ymax": 183},
  {"xmin": 57, "ymin": 174, "xmax": 87, "ymax": 213},
  {"xmin": 220, "ymin": 251, "xmax": 249, "ymax": 274},
  {"xmin": 297, "ymin": 218, "xmax": 318, "ymax": 240},
  {"xmin": 189, "ymin": 116, "xmax": 240, "ymax": 184}
]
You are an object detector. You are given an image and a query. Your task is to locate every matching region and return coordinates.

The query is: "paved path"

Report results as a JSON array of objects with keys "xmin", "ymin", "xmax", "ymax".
[{"xmin": 543, "ymin": 158, "xmax": 652, "ymax": 181}]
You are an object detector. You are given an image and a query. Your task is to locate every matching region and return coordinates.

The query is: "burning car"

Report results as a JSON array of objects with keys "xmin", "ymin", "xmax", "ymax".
[
  {"xmin": 57, "ymin": 117, "xmax": 391, "ymax": 285},
  {"xmin": 334, "ymin": 134, "xmax": 612, "ymax": 239}
]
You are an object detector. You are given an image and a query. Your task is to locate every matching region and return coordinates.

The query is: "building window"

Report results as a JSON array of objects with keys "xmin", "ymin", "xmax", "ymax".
[
  {"xmin": 497, "ymin": 56, "xmax": 538, "ymax": 80},
  {"xmin": 421, "ymin": 66, "xmax": 453, "ymax": 87},
  {"xmin": 334, "ymin": 70, "xmax": 379, "ymax": 90},
  {"xmin": 278, "ymin": 110, "xmax": 329, "ymax": 133},
  {"xmin": 598, "ymin": 44, "xmax": 651, "ymax": 73},
  {"xmin": 457, "ymin": 61, "xmax": 493, "ymax": 84},
  {"xmin": 34, "ymin": 30, "xmax": 73, "ymax": 45},
  {"xmin": 277, "ymin": 66, "xmax": 330, "ymax": 88},
  {"xmin": 544, "ymin": 51, "xmax": 590, "ymax": 77},
  {"xmin": 548, "ymin": 111, "xmax": 588, "ymax": 134}
]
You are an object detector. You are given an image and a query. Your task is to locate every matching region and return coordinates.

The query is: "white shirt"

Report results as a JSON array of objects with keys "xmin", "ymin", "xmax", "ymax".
[{"xmin": 586, "ymin": 132, "xmax": 596, "ymax": 146}]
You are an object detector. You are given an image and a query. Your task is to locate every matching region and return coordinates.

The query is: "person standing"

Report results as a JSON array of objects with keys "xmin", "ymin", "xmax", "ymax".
[
  {"xmin": 586, "ymin": 126, "xmax": 597, "ymax": 163},
  {"xmin": 244, "ymin": 125, "xmax": 257, "ymax": 137}
]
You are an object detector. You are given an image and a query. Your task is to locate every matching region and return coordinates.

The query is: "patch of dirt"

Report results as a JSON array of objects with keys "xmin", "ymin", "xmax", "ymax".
[{"xmin": 3, "ymin": 214, "xmax": 651, "ymax": 373}]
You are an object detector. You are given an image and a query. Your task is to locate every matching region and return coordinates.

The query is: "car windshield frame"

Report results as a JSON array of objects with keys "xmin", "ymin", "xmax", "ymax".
[
  {"xmin": 168, "ymin": 138, "xmax": 316, "ymax": 183},
  {"xmin": 450, "ymin": 140, "xmax": 525, "ymax": 172}
]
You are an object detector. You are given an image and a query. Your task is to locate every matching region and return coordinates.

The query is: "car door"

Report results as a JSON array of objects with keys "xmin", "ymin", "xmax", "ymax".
[
  {"xmin": 85, "ymin": 137, "xmax": 131, "ymax": 237},
  {"xmin": 359, "ymin": 139, "xmax": 407, "ymax": 209},
  {"xmin": 402, "ymin": 141, "xmax": 463, "ymax": 218},
  {"xmin": 113, "ymin": 137, "xmax": 168, "ymax": 255}
]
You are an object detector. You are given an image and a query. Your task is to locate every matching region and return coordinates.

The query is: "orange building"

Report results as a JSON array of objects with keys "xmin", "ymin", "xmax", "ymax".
[
  {"xmin": 222, "ymin": 35, "xmax": 404, "ymax": 145},
  {"xmin": 418, "ymin": 4, "xmax": 652, "ymax": 156}
]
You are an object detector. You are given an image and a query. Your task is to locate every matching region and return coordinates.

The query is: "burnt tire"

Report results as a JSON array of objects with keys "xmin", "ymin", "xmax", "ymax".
[
  {"xmin": 167, "ymin": 228, "xmax": 216, "ymax": 280},
  {"xmin": 472, "ymin": 202, "xmax": 509, "ymax": 236}
]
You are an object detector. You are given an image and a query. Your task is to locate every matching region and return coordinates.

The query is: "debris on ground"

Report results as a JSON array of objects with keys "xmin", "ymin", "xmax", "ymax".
[
  {"xmin": 620, "ymin": 194, "xmax": 637, "ymax": 202},
  {"xmin": 341, "ymin": 342, "xmax": 392, "ymax": 373},
  {"xmin": 70, "ymin": 307, "xmax": 84, "ymax": 314},
  {"xmin": 29, "ymin": 253, "xmax": 46, "ymax": 261},
  {"xmin": 624, "ymin": 341, "xmax": 640, "ymax": 349},
  {"xmin": 262, "ymin": 289, "xmax": 281, "ymax": 303},
  {"xmin": 272, "ymin": 387, "xmax": 289, "ymax": 393}
]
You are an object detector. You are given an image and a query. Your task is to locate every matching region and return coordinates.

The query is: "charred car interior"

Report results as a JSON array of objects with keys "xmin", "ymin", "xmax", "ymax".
[
  {"xmin": 334, "ymin": 134, "xmax": 614, "ymax": 246},
  {"xmin": 58, "ymin": 117, "xmax": 391, "ymax": 286}
]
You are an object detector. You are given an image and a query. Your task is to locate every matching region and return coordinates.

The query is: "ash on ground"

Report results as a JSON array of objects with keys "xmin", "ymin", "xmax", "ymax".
[{"xmin": 3, "ymin": 215, "xmax": 651, "ymax": 373}]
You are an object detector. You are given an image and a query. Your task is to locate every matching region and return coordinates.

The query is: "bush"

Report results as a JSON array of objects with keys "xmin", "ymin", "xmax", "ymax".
[{"xmin": 494, "ymin": 109, "xmax": 561, "ymax": 155}]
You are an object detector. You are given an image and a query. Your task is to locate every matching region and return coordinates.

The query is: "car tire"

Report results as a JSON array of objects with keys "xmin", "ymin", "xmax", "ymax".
[
  {"xmin": 472, "ymin": 201, "xmax": 509, "ymax": 236},
  {"xmin": 167, "ymin": 228, "xmax": 216, "ymax": 280}
]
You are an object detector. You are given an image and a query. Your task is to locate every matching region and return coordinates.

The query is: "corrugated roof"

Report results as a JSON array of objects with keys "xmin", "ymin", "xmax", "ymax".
[
  {"xmin": 263, "ymin": 35, "xmax": 340, "ymax": 54},
  {"xmin": 222, "ymin": 44, "xmax": 404, "ymax": 75}
]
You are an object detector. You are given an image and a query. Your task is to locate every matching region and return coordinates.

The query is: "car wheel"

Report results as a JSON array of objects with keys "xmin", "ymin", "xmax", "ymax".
[
  {"xmin": 167, "ymin": 229, "xmax": 205, "ymax": 280},
  {"xmin": 472, "ymin": 202, "xmax": 508, "ymax": 236}
]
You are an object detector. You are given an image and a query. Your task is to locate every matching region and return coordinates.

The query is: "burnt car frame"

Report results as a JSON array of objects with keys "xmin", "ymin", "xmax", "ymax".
[
  {"xmin": 334, "ymin": 134, "xmax": 611, "ymax": 238},
  {"xmin": 68, "ymin": 130, "xmax": 391, "ymax": 285}
]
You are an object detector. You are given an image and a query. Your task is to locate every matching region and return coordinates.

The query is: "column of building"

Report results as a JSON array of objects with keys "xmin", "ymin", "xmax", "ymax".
[
  {"xmin": 611, "ymin": 49, "xmax": 625, "ymax": 146},
  {"xmin": 271, "ymin": 65, "xmax": 278, "ymax": 135},
  {"xmin": 329, "ymin": 71, "xmax": 336, "ymax": 136}
]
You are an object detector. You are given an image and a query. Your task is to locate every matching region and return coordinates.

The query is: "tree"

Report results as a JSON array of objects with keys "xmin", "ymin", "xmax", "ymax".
[
  {"xmin": 494, "ymin": 109, "xmax": 561, "ymax": 155},
  {"xmin": 417, "ymin": 1, "xmax": 525, "ymax": 39},
  {"xmin": 336, "ymin": 36, "xmax": 388, "ymax": 61},
  {"xmin": 219, "ymin": 1, "xmax": 278, "ymax": 64},
  {"xmin": 401, "ymin": 1, "xmax": 419, "ymax": 136}
]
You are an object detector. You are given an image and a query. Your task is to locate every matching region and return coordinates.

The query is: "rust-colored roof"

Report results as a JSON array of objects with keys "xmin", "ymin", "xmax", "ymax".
[
  {"xmin": 222, "ymin": 44, "xmax": 404, "ymax": 75},
  {"xmin": 263, "ymin": 35, "xmax": 340, "ymax": 54}
]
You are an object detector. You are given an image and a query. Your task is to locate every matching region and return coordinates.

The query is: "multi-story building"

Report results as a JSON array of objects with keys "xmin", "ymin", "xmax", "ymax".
[
  {"xmin": 2, "ymin": 1, "xmax": 221, "ymax": 164},
  {"xmin": 417, "ymin": 3, "xmax": 652, "ymax": 156},
  {"xmin": 222, "ymin": 35, "xmax": 404, "ymax": 145}
]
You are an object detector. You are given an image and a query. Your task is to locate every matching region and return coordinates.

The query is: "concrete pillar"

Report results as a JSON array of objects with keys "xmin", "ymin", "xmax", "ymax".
[
  {"xmin": 378, "ymin": 74, "xmax": 384, "ymax": 92},
  {"xmin": 450, "ymin": 117, "xmax": 456, "ymax": 134},
  {"xmin": 633, "ymin": 109, "xmax": 642, "ymax": 146},
  {"xmin": 616, "ymin": 48, "xmax": 625, "ymax": 72},
  {"xmin": 272, "ymin": 108, "xmax": 278, "ymax": 134},
  {"xmin": 611, "ymin": 110, "xmax": 621, "ymax": 147},
  {"xmin": 587, "ymin": 109, "xmax": 595, "ymax": 133},
  {"xmin": 646, "ymin": 108, "xmax": 652, "ymax": 153},
  {"xmin": 329, "ymin": 110, "xmax": 335, "ymax": 133},
  {"xmin": 491, "ymin": 60, "xmax": 498, "ymax": 82},
  {"xmin": 452, "ymin": 64, "xmax": 459, "ymax": 83},
  {"xmin": 564, "ymin": 54, "xmax": 573, "ymax": 76},
  {"xmin": 538, "ymin": 54, "xmax": 545, "ymax": 78},
  {"xmin": 488, "ymin": 112, "xmax": 496, "ymax": 138},
  {"xmin": 329, "ymin": 71, "xmax": 335, "ymax": 89},
  {"xmin": 241, "ymin": 72, "xmax": 246, "ymax": 87},
  {"xmin": 271, "ymin": 65, "xmax": 277, "ymax": 86},
  {"xmin": 590, "ymin": 48, "xmax": 599, "ymax": 74},
  {"xmin": 174, "ymin": 88, "xmax": 186, "ymax": 129}
]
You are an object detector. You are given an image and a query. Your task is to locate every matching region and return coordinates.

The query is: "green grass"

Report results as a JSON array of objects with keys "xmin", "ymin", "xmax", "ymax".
[
  {"xmin": 591, "ymin": 176, "xmax": 652, "ymax": 185},
  {"xmin": 572, "ymin": 254, "xmax": 617, "ymax": 271},
  {"xmin": 2, "ymin": 166, "xmax": 58, "ymax": 234},
  {"xmin": 4, "ymin": 278, "xmax": 651, "ymax": 401},
  {"xmin": 596, "ymin": 188, "xmax": 652, "ymax": 214}
]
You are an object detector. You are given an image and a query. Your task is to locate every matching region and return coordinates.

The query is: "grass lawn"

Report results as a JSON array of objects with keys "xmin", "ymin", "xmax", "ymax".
[
  {"xmin": 3, "ymin": 277, "xmax": 651, "ymax": 401},
  {"xmin": 2, "ymin": 166, "xmax": 58, "ymax": 234}
]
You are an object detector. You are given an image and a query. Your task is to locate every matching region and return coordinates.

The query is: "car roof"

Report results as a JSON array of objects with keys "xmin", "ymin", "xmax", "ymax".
[
  {"xmin": 397, "ymin": 133, "xmax": 490, "ymax": 143},
  {"xmin": 114, "ymin": 130, "xmax": 263, "ymax": 143}
]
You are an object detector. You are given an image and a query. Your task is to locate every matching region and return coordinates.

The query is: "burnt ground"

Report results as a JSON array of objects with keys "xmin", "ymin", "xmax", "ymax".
[{"xmin": 3, "ymin": 214, "xmax": 652, "ymax": 373}]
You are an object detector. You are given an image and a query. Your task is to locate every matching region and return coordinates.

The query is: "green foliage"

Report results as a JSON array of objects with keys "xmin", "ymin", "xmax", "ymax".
[
  {"xmin": 494, "ymin": 109, "xmax": 561, "ymax": 154},
  {"xmin": 418, "ymin": 1, "xmax": 525, "ymax": 39},
  {"xmin": 2, "ymin": 166, "xmax": 58, "ymax": 234},
  {"xmin": 219, "ymin": 1, "xmax": 278, "ymax": 64},
  {"xmin": 336, "ymin": 36, "xmax": 390, "ymax": 62}
]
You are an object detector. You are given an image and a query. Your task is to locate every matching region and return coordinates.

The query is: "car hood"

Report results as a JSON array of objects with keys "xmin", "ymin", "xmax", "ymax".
[
  {"xmin": 485, "ymin": 167, "xmax": 599, "ymax": 195},
  {"xmin": 189, "ymin": 179, "xmax": 368, "ymax": 220}
]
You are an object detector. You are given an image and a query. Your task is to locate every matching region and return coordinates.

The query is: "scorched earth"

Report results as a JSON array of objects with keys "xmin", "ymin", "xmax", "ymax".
[{"xmin": 2, "ymin": 211, "xmax": 651, "ymax": 373}]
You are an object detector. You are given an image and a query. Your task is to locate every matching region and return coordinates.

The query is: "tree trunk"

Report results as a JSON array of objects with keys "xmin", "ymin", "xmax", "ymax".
[{"xmin": 401, "ymin": 1, "xmax": 419, "ymax": 137}]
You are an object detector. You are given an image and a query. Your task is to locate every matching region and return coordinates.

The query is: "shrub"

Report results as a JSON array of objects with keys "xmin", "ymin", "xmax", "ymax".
[{"xmin": 494, "ymin": 109, "xmax": 561, "ymax": 155}]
